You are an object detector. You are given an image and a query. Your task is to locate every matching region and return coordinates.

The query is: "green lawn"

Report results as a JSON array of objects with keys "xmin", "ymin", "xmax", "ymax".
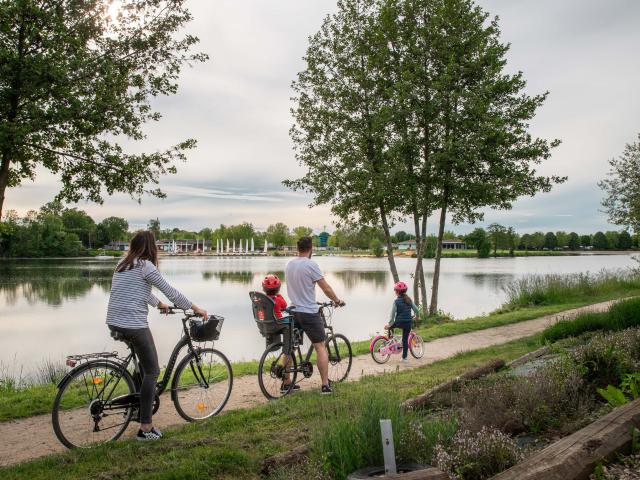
[{"xmin": 0, "ymin": 335, "xmax": 541, "ymax": 480}]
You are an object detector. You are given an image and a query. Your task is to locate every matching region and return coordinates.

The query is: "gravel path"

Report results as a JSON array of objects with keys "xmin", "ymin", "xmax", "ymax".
[{"xmin": 0, "ymin": 299, "xmax": 618, "ymax": 467}]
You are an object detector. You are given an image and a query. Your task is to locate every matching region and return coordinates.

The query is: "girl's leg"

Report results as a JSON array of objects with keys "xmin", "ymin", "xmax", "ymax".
[
  {"xmin": 401, "ymin": 326, "xmax": 411, "ymax": 359},
  {"xmin": 129, "ymin": 328, "xmax": 160, "ymax": 431}
]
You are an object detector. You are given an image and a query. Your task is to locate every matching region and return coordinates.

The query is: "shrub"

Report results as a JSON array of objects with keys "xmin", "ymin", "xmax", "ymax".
[
  {"xmin": 433, "ymin": 426, "xmax": 522, "ymax": 480},
  {"xmin": 455, "ymin": 360, "xmax": 590, "ymax": 435},
  {"xmin": 398, "ymin": 415, "xmax": 458, "ymax": 465}
]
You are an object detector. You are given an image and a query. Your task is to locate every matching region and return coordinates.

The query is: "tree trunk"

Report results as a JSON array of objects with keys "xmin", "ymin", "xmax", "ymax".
[
  {"xmin": 429, "ymin": 197, "xmax": 448, "ymax": 315},
  {"xmin": 0, "ymin": 154, "xmax": 10, "ymax": 219},
  {"xmin": 419, "ymin": 214, "xmax": 428, "ymax": 308},
  {"xmin": 412, "ymin": 212, "xmax": 423, "ymax": 304},
  {"xmin": 380, "ymin": 203, "xmax": 399, "ymax": 283}
]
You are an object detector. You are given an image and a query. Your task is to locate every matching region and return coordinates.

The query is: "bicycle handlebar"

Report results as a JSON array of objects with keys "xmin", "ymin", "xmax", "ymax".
[{"xmin": 161, "ymin": 305, "xmax": 203, "ymax": 319}]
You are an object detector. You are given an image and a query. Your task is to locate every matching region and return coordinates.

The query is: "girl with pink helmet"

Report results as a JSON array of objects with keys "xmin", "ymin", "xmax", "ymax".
[{"xmin": 385, "ymin": 281, "xmax": 420, "ymax": 362}]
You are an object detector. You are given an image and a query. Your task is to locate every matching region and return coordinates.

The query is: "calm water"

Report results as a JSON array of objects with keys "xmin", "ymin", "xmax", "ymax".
[{"xmin": 0, "ymin": 254, "xmax": 636, "ymax": 376}]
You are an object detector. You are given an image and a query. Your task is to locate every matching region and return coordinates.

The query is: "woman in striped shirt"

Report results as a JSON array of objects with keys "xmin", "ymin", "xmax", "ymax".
[{"xmin": 106, "ymin": 230, "xmax": 208, "ymax": 441}]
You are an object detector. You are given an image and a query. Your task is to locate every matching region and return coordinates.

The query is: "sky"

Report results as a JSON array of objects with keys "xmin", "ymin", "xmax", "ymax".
[{"xmin": 6, "ymin": 0, "xmax": 640, "ymax": 234}]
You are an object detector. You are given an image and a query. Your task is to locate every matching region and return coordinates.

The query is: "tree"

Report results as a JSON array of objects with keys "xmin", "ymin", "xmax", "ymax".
[
  {"xmin": 544, "ymin": 232, "xmax": 557, "ymax": 250},
  {"xmin": 580, "ymin": 234, "xmax": 591, "ymax": 248},
  {"xmin": 478, "ymin": 239, "xmax": 491, "ymax": 258},
  {"xmin": 555, "ymin": 231, "xmax": 568, "ymax": 248},
  {"xmin": 0, "ymin": 1, "xmax": 207, "ymax": 218},
  {"xmin": 567, "ymin": 232, "xmax": 580, "ymax": 251},
  {"xmin": 605, "ymin": 231, "xmax": 619, "ymax": 250},
  {"xmin": 393, "ymin": 231, "xmax": 411, "ymax": 243},
  {"xmin": 292, "ymin": 226, "xmax": 313, "ymax": 241},
  {"xmin": 531, "ymin": 232, "xmax": 545, "ymax": 250},
  {"xmin": 370, "ymin": 238, "xmax": 384, "ymax": 257},
  {"xmin": 286, "ymin": 0, "xmax": 401, "ymax": 282},
  {"xmin": 266, "ymin": 223, "xmax": 290, "ymax": 249},
  {"xmin": 618, "ymin": 231, "xmax": 632, "ymax": 250},
  {"xmin": 520, "ymin": 233, "xmax": 533, "ymax": 250},
  {"xmin": 61, "ymin": 208, "xmax": 96, "ymax": 248},
  {"xmin": 465, "ymin": 228, "xmax": 487, "ymax": 251},
  {"xmin": 487, "ymin": 223, "xmax": 507, "ymax": 256},
  {"xmin": 147, "ymin": 218, "xmax": 161, "ymax": 239},
  {"xmin": 599, "ymin": 133, "xmax": 640, "ymax": 234},
  {"xmin": 97, "ymin": 217, "xmax": 129, "ymax": 245},
  {"xmin": 592, "ymin": 231, "xmax": 608, "ymax": 250}
]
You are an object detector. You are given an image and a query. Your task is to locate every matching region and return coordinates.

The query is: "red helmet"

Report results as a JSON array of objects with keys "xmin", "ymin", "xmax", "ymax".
[
  {"xmin": 394, "ymin": 281, "xmax": 408, "ymax": 293},
  {"xmin": 262, "ymin": 274, "xmax": 281, "ymax": 290}
]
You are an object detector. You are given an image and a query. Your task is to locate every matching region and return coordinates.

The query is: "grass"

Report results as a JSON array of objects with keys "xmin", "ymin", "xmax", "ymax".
[
  {"xmin": 542, "ymin": 297, "xmax": 640, "ymax": 343},
  {"xmin": 0, "ymin": 336, "xmax": 541, "ymax": 480}
]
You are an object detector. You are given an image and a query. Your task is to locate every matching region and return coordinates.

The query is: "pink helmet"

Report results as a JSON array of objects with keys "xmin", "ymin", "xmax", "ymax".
[{"xmin": 394, "ymin": 281, "xmax": 408, "ymax": 293}]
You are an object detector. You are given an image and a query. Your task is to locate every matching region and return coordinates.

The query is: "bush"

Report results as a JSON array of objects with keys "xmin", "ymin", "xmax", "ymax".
[
  {"xmin": 455, "ymin": 360, "xmax": 590, "ymax": 435},
  {"xmin": 570, "ymin": 328, "xmax": 640, "ymax": 387},
  {"xmin": 542, "ymin": 298, "xmax": 640, "ymax": 342},
  {"xmin": 398, "ymin": 415, "xmax": 458, "ymax": 465},
  {"xmin": 478, "ymin": 241, "xmax": 491, "ymax": 258},
  {"xmin": 433, "ymin": 426, "xmax": 522, "ymax": 480}
]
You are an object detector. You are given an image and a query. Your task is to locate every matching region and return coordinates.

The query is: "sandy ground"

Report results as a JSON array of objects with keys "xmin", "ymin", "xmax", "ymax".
[{"xmin": 0, "ymin": 299, "xmax": 618, "ymax": 467}]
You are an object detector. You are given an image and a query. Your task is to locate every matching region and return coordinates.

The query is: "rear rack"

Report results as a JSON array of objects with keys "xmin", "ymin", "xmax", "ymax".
[{"xmin": 65, "ymin": 352, "xmax": 118, "ymax": 367}]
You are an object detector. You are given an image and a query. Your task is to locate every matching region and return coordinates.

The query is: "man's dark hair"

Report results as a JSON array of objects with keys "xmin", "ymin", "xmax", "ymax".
[{"xmin": 297, "ymin": 236, "xmax": 313, "ymax": 253}]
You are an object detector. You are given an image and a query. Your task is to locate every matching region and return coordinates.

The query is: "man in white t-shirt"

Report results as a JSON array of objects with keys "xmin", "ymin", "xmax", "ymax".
[{"xmin": 285, "ymin": 236, "xmax": 345, "ymax": 395}]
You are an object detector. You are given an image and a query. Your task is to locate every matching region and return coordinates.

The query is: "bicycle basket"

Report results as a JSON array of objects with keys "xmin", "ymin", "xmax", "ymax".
[{"xmin": 190, "ymin": 315, "xmax": 224, "ymax": 342}]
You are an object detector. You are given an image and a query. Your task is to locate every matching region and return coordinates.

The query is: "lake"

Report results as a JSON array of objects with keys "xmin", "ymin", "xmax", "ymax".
[{"xmin": 0, "ymin": 254, "xmax": 637, "ymax": 377}]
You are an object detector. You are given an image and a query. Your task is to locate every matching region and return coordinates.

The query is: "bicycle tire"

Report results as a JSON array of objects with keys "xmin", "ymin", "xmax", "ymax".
[
  {"xmin": 258, "ymin": 342, "xmax": 298, "ymax": 400},
  {"xmin": 172, "ymin": 348, "xmax": 233, "ymax": 422},
  {"xmin": 370, "ymin": 337, "xmax": 391, "ymax": 364},
  {"xmin": 52, "ymin": 359, "xmax": 135, "ymax": 449},
  {"xmin": 326, "ymin": 333, "xmax": 352, "ymax": 383},
  {"xmin": 409, "ymin": 334, "xmax": 425, "ymax": 359}
]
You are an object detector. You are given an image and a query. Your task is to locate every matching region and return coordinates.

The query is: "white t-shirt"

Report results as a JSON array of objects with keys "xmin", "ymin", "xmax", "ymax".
[{"xmin": 284, "ymin": 256, "xmax": 324, "ymax": 314}]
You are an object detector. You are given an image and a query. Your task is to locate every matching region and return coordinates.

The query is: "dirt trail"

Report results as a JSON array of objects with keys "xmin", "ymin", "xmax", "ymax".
[{"xmin": 0, "ymin": 300, "xmax": 617, "ymax": 467}]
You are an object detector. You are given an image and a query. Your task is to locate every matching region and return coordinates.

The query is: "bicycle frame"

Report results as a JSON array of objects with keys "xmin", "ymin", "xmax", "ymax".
[{"xmin": 370, "ymin": 330, "xmax": 418, "ymax": 356}]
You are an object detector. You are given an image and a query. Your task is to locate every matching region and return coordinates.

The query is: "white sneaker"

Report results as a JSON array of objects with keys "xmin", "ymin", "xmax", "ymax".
[{"xmin": 400, "ymin": 358, "xmax": 408, "ymax": 363}]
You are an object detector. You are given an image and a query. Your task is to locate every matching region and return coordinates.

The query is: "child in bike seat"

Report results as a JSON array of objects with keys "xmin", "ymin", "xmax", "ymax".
[
  {"xmin": 262, "ymin": 274, "xmax": 287, "ymax": 319},
  {"xmin": 384, "ymin": 281, "xmax": 420, "ymax": 362},
  {"xmin": 262, "ymin": 274, "xmax": 298, "ymax": 392}
]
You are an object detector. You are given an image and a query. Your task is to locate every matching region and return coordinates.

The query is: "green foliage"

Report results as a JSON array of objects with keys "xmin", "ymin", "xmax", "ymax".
[
  {"xmin": 618, "ymin": 231, "xmax": 633, "ymax": 249},
  {"xmin": 597, "ymin": 385, "xmax": 629, "ymax": 407},
  {"xmin": 568, "ymin": 232, "xmax": 580, "ymax": 250},
  {"xmin": 0, "ymin": 0, "xmax": 207, "ymax": 217},
  {"xmin": 97, "ymin": 216, "xmax": 129, "ymax": 245},
  {"xmin": 266, "ymin": 223, "xmax": 291, "ymax": 248},
  {"xmin": 370, "ymin": 238, "xmax": 384, "ymax": 257},
  {"xmin": 593, "ymin": 231, "xmax": 609, "ymax": 249},
  {"xmin": 503, "ymin": 271, "xmax": 640, "ymax": 310},
  {"xmin": 478, "ymin": 240, "xmax": 491, "ymax": 258},
  {"xmin": 544, "ymin": 232, "xmax": 557, "ymax": 250},
  {"xmin": 599, "ymin": 132, "xmax": 640, "ymax": 233},
  {"xmin": 597, "ymin": 373, "xmax": 640, "ymax": 407}
]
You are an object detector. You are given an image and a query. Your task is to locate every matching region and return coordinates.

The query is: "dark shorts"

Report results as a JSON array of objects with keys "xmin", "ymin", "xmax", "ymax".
[{"xmin": 293, "ymin": 311, "xmax": 326, "ymax": 344}]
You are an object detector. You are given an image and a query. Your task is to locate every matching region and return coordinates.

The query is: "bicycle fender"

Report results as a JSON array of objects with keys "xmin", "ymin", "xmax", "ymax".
[
  {"xmin": 369, "ymin": 336, "xmax": 387, "ymax": 352},
  {"xmin": 56, "ymin": 360, "xmax": 124, "ymax": 389}
]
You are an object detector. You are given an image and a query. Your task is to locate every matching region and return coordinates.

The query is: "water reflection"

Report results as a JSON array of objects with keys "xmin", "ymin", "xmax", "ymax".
[
  {"xmin": 0, "ymin": 263, "xmax": 113, "ymax": 306},
  {"xmin": 332, "ymin": 270, "xmax": 389, "ymax": 290}
]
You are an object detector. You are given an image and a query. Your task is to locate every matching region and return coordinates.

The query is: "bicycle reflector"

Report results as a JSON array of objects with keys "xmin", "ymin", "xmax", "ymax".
[
  {"xmin": 197, "ymin": 402, "xmax": 206, "ymax": 412},
  {"xmin": 92, "ymin": 377, "xmax": 103, "ymax": 385}
]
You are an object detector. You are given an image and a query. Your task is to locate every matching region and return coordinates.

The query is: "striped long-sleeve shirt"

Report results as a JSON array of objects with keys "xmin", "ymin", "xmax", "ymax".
[{"xmin": 106, "ymin": 259, "xmax": 192, "ymax": 329}]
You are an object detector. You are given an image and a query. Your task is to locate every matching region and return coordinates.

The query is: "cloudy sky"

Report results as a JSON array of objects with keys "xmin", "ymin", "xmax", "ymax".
[{"xmin": 7, "ymin": 0, "xmax": 640, "ymax": 234}]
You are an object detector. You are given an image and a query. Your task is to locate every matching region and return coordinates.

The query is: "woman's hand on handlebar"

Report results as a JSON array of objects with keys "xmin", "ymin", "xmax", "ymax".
[
  {"xmin": 158, "ymin": 301, "xmax": 171, "ymax": 314},
  {"xmin": 191, "ymin": 303, "xmax": 208, "ymax": 320}
]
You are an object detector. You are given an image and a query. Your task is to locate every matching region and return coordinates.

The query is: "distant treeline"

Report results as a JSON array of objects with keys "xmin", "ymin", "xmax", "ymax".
[{"xmin": 2, "ymin": 203, "xmax": 637, "ymax": 258}]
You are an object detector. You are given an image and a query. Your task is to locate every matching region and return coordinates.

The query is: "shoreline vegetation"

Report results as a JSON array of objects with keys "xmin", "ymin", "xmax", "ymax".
[{"xmin": 2, "ymin": 270, "xmax": 640, "ymax": 424}]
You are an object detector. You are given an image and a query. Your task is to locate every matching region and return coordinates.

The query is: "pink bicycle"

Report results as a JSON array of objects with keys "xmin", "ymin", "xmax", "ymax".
[{"xmin": 370, "ymin": 327, "xmax": 424, "ymax": 364}]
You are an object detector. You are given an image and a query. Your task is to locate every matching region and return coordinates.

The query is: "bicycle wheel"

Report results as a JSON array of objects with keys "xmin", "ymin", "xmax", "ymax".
[
  {"xmin": 326, "ymin": 333, "xmax": 352, "ymax": 383},
  {"xmin": 172, "ymin": 348, "xmax": 233, "ymax": 422},
  {"xmin": 52, "ymin": 360, "xmax": 135, "ymax": 449},
  {"xmin": 409, "ymin": 334, "xmax": 425, "ymax": 359},
  {"xmin": 371, "ymin": 337, "xmax": 391, "ymax": 364},
  {"xmin": 258, "ymin": 342, "xmax": 298, "ymax": 400}
]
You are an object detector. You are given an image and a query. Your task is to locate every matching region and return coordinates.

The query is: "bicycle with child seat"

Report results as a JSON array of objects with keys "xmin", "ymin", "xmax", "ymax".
[
  {"xmin": 52, "ymin": 307, "xmax": 233, "ymax": 449},
  {"xmin": 254, "ymin": 300, "xmax": 353, "ymax": 400},
  {"xmin": 370, "ymin": 322, "xmax": 424, "ymax": 364}
]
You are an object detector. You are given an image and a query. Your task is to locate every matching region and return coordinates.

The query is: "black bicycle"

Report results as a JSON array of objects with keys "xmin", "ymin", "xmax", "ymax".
[
  {"xmin": 250, "ymin": 294, "xmax": 352, "ymax": 400},
  {"xmin": 52, "ymin": 308, "xmax": 233, "ymax": 449}
]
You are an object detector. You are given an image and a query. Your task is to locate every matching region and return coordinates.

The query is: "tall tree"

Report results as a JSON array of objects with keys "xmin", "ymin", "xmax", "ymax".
[
  {"xmin": 0, "ymin": 0, "xmax": 207, "ymax": 217},
  {"xmin": 599, "ymin": 133, "xmax": 640, "ymax": 234},
  {"xmin": 618, "ymin": 230, "xmax": 632, "ymax": 250},
  {"xmin": 266, "ymin": 223, "xmax": 290, "ymax": 249},
  {"xmin": 592, "ymin": 231, "xmax": 608, "ymax": 250},
  {"xmin": 292, "ymin": 226, "xmax": 314, "ymax": 240},
  {"xmin": 147, "ymin": 218, "xmax": 161, "ymax": 239},
  {"xmin": 286, "ymin": 0, "xmax": 401, "ymax": 282},
  {"xmin": 544, "ymin": 232, "xmax": 557, "ymax": 250},
  {"xmin": 61, "ymin": 208, "xmax": 96, "ymax": 248},
  {"xmin": 567, "ymin": 232, "xmax": 580, "ymax": 250},
  {"xmin": 97, "ymin": 216, "xmax": 128, "ymax": 245},
  {"xmin": 580, "ymin": 234, "xmax": 591, "ymax": 247},
  {"xmin": 487, "ymin": 223, "xmax": 506, "ymax": 256}
]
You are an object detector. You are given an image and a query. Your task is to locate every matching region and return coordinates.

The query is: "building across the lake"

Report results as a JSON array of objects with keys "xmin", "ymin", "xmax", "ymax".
[
  {"xmin": 105, "ymin": 239, "xmax": 212, "ymax": 253},
  {"xmin": 105, "ymin": 241, "xmax": 129, "ymax": 251},
  {"xmin": 397, "ymin": 239, "xmax": 467, "ymax": 250}
]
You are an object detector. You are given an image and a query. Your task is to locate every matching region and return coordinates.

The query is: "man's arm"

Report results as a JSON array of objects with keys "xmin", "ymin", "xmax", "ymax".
[{"xmin": 316, "ymin": 278, "xmax": 345, "ymax": 306}]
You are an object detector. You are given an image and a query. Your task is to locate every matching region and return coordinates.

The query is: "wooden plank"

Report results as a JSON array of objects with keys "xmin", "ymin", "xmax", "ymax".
[
  {"xmin": 491, "ymin": 397, "xmax": 640, "ymax": 480},
  {"xmin": 401, "ymin": 359, "xmax": 505, "ymax": 411},
  {"xmin": 261, "ymin": 444, "xmax": 309, "ymax": 475}
]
